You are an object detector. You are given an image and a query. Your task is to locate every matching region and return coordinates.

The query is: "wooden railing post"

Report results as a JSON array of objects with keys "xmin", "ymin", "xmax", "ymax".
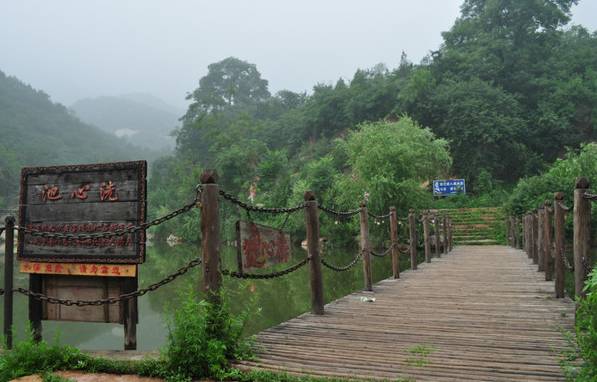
[
  {"xmin": 304, "ymin": 191, "xmax": 324, "ymax": 314},
  {"xmin": 543, "ymin": 201, "xmax": 554, "ymax": 281},
  {"xmin": 553, "ymin": 192, "xmax": 566, "ymax": 298},
  {"xmin": 4, "ymin": 216, "xmax": 15, "ymax": 349},
  {"xmin": 507, "ymin": 216, "xmax": 513, "ymax": 247},
  {"xmin": 448, "ymin": 217, "xmax": 453, "ymax": 251},
  {"xmin": 537, "ymin": 206, "xmax": 545, "ymax": 272},
  {"xmin": 522, "ymin": 215, "xmax": 527, "ymax": 254},
  {"xmin": 200, "ymin": 170, "xmax": 222, "ymax": 304},
  {"xmin": 434, "ymin": 214, "xmax": 441, "ymax": 258},
  {"xmin": 423, "ymin": 212, "xmax": 431, "ymax": 263},
  {"xmin": 513, "ymin": 216, "xmax": 521, "ymax": 249},
  {"xmin": 408, "ymin": 209, "xmax": 418, "ymax": 270},
  {"xmin": 360, "ymin": 201, "xmax": 373, "ymax": 291},
  {"xmin": 390, "ymin": 207, "xmax": 400, "ymax": 279},
  {"xmin": 526, "ymin": 214, "xmax": 533, "ymax": 259},
  {"xmin": 442, "ymin": 215, "xmax": 448, "ymax": 255},
  {"xmin": 532, "ymin": 212, "xmax": 539, "ymax": 265},
  {"xmin": 573, "ymin": 177, "xmax": 591, "ymax": 298}
]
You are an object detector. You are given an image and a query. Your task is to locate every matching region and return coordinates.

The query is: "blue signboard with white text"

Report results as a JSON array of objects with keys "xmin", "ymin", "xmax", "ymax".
[{"xmin": 433, "ymin": 179, "xmax": 466, "ymax": 197}]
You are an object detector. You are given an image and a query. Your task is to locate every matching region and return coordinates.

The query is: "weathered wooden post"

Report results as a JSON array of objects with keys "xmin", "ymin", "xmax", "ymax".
[
  {"xmin": 360, "ymin": 201, "xmax": 373, "ymax": 291},
  {"xmin": 507, "ymin": 216, "xmax": 513, "ymax": 247},
  {"xmin": 532, "ymin": 212, "xmax": 539, "ymax": 265},
  {"xmin": 434, "ymin": 214, "xmax": 441, "ymax": 258},
  {"xmin": 514, "ymin": 216, "xmax": 522, "ymax": 249},
  {"xmin": 543, "ymin": 201, "xmax": 554, "ymax": 281},
  {"xmin": 408, "ymin": 209, "xmax": 418, "ymax": 270},
  {"xmin": 304, "ymin": 191, "xmax": 324, "ymax": 314},
  {"xmin": 522, "ymin": 215, "xmax": 527, "ymax": 254},
  {"xmin": 390, "ymin": 207, "xmax": 400, "ymax": 279},
  {"xmin": 537, "ymin": 206, "xmax": 545, "ymax": 272},
  {"xmin": 442, "ymin": 215, "xmax": 448, "ymax": 255},
  {"xmin": 200, "ymin": 170, "xmax": 222, "ymax": 303},
  {"xmin": 553, "ymin": 192, "xmax": 566, "ymax": 298},
  {"xmin": 422, "ymin": 212, "xmax": 431, "ymax": 263},
  {"xmin": 4, "ymin": 216, "xmax": 15, "ymax": 349},
  {"xmin": 527, "ymin": 214, "xmax": 533, "ymax": 259},
  {"xmin": 573, "ymin": 177, "xmax": 591, "ymax": 298},
  {"xmin": 448, "ymin": 218, "xmax": 454, "ymax": 251}
]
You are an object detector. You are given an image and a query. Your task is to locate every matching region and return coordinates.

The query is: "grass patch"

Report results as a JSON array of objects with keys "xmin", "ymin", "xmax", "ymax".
[{"xmin": 405, "ymin": 344, "xmax": 435, "ymax": 368}]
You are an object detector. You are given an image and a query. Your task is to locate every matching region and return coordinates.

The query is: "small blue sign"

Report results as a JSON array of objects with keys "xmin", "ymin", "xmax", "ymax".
[{"xmin": 433, "ymin": 179, "xmax": 466, "ymax": 197}]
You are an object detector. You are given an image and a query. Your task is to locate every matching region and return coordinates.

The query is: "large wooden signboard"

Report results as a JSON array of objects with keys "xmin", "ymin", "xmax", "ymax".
[
  {"xmin": 18, "ymin": 161, "xmax": 147, "ymax": 264},
  {"xmin": 16, "ymin": 161, "xmax": 146, "ymax": 348},
  {"xmin": 236, "ymin": 221, "xmax": 291, "ymax": 271}
]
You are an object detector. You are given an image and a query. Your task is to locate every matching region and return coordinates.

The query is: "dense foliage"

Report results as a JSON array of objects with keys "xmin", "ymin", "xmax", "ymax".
[
  {"xmin": 574, "ymin": 268, "xmax": 597, "ymax": 380},
  {"xmin": 0, "ymin": 71, "xmax": 144, "ymax": 208},
  {"xmin": 149, "ymin": 1, "xmax": 596, "ymax": 239},
  {"xmin": 504, "ymin": 143, "xmax": 597, "ymax": 215}
]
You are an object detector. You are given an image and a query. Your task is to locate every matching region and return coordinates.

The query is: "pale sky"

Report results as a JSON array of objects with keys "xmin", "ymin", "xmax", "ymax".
[{"xmin": 1, "ymin": 0, "xmax": 596, "ymax": 110}]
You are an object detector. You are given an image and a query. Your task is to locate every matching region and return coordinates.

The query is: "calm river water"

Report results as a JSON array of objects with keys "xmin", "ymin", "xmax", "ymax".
[{"xmin": 0, "ymin": 242, "xmax": 404, "ymax": 351}]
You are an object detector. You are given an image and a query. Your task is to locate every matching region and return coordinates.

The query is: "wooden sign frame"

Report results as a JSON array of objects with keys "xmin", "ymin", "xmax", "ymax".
[{"xmin": 17, "ymin": 161, "xmax": 147, "ymax": 264}]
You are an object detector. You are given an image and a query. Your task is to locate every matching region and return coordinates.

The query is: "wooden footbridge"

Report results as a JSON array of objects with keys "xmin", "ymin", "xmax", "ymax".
[{"xmin": 239, "ymin": 245, "xmax": 575, "ymax": 382}]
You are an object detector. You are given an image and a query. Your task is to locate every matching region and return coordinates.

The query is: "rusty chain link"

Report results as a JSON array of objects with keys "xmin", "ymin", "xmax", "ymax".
[
  {"xmin": 221, "ymin": 257, "xmax": 310, "ymax": 279},
  {"xmin": 368, "ymin": 211, "xmax": 391, "ymax": 221},
  {"xmin": 371, "ymin": 245, "xmax": 393, "ymax": 258},
  {"xmin": 14, "ymin": 258, "xmax": 202, "ymax": 306},
  {"xmin": 318, "ymin": 205, "xmax": 360, "ymax": 218},
  {"xmin": 16, "ymin": 198, "xmax": 199, "ymax": 240},
  {"xmin": 217, "ymin": 188, "xmax": 306, "ymax": 214},
  {"xmin": 321, "ymin": 251, "xmax": 362, "ymax": 272},
  {"xmin": 557, "ymin": 202, "xmax": 570, "ymax": 212}
]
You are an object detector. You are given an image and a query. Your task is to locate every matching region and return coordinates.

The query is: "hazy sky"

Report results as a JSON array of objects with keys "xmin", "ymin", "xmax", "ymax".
[{"xmin": 1, "ymin": 1, "xmax": 596, "ymax": 111}]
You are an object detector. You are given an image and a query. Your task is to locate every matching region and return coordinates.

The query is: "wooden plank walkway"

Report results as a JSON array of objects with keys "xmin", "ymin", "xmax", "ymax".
[{"xmin": 239, "ymin": 245, "xmax": 576, "ymax": 381}]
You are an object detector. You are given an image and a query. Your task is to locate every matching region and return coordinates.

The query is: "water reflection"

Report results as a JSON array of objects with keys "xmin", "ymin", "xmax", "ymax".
[{"xmin": 0, "ymin": 243, "xmax": 404, "ymax": 351}]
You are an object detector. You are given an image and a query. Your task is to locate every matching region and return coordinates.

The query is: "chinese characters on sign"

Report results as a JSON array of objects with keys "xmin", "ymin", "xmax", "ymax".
[
  {"xmin": 41, "ymin": 185, "xmax": 62, "ymax": 201},
  {"xmin": 40, "ymin": 181, "xmax": 119, "ymax": 202},
  {"xmin": 236, "ymin": 221, "xmax": 291, "ymax": 271},
  {"xmin": 19, "ymin": 261, "xmax": 136, "ymax": 277},
  {"xmin": 18, "ymin": 161, "xmax": 147, "ymax": 264},
  {"xmin": 433, "ymin": 179, "xmax": 466, "ymax": 197}
]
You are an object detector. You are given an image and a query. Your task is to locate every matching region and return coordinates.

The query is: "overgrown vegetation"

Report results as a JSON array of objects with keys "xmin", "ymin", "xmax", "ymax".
[
  {"xmin": 561, "ymin": 269, "xmax": 597, "ymax": 381},
  {"xmin": 0, "ymin": 291, "xmax": 253, "ymax": 382}
]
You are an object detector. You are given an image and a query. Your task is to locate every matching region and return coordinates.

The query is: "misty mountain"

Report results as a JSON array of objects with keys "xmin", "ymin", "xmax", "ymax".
[
  {"xmin": 0, "ymin": 70, "xmax": 145, "ymax": 208},
  {"xmin": 71, "ymin": 94, "xmax": 181, "ymax": 151}
]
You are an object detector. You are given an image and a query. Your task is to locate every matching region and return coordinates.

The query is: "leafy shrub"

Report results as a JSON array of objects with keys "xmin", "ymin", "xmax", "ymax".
[
  {"xmin": 575, "ymin": 268, "xmax": 597, "ymax": 380},
  {"xmin": 0, "ymin": 332, "xmax": 83, "ymax": 382},
  {"xmin": 163, "ymin": 289, "xmax": 252, "ymax": 380}
]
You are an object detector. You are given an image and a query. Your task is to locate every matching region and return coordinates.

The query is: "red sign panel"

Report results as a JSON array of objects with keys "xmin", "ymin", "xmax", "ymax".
[{"xmin": 236, "ymin": 221, "xmax": 291, "ymax": 271}]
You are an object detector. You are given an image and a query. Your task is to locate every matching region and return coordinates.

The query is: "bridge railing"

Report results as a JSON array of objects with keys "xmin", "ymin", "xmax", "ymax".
[
  {"xmin": 507, "ymin": 176, "xmax": 594, "ymax": 300},
  {"xmin": 0, "ymin": 169, "xmax": 455, "ymax": 349}
]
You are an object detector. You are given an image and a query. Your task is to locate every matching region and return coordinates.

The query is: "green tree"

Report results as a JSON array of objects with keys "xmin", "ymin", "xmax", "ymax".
[{"xmin": 184, "ymin": 57, "xmax": 270, "ymax": 119}]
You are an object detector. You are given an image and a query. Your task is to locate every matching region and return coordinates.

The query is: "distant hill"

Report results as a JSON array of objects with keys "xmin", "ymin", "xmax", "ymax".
[
  {"xmin": 0, "ymin": 70, "xmax": 146, "ymax": 208},
  {"xmin": 71, "ymin": 94, "xmax": 181, "ymax": 151}
]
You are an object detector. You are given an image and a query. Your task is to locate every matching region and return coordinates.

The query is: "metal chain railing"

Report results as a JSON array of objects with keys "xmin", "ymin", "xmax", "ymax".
[
  {"xmin": 318, "ymin": 204, "xmax": 361, "ymax": 218},
  {"xmin": 321, "ymin": 251, "xmax": 362, "ymax": 272},
  {"xmin": 17, "ymin": 199, "xmax": 199, "ymax": 240},
  {"xmin": 368, "ymin": 211, "xmax": 391, "ymax": 220},
  {"xmin": 14, "ymin": 258, "xmax": 202, "ymax": 306},
  {"xmin": 218, "ymin": 188, "xmax": 306, "ymax": 214},
  {"xmin": 583, "ymin": 192, "xmax": 597, "ymax": 201},
  {"xmin": 221, "ymin": 257, "xmax": 310, "ymax": 279},
  {"xmin": 371, "ymin": 245, "xmax": 393, "ymax": 257},
  {"xmin": 557, "ymin": 202, "xmax": 570, "ymax": 211}
]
